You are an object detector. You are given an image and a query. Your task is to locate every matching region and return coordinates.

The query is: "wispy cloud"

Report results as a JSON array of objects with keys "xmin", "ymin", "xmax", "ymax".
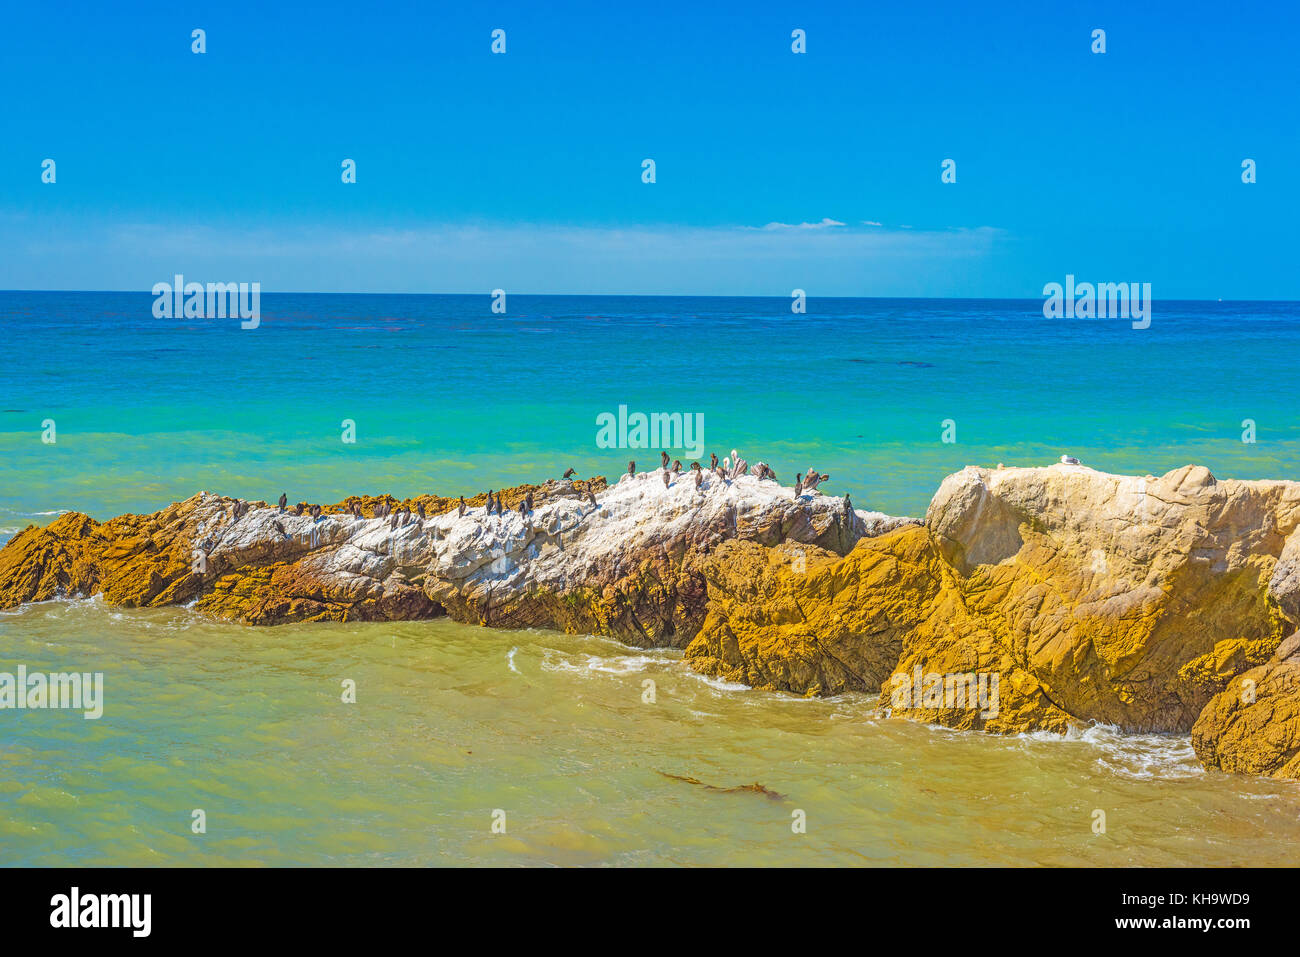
[
  {"xmin": 0, "ymin": 215, "xmax": 1007, "ymax": 297},
  {"xmin": 758, "ymin": 218, "xmax": 847, "ymax": 231}
]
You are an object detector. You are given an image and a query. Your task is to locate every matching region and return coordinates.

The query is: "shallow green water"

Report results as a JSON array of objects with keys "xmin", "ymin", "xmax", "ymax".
[{"xmin": 2, "ymin": 599, "xmax": 1297, "ymax": 867}]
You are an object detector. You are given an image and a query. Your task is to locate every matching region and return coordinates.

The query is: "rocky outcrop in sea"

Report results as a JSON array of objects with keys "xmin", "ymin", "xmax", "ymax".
[{"xmin": 3, "ymin": 460, "xmax": 1297, "ymax": 781}]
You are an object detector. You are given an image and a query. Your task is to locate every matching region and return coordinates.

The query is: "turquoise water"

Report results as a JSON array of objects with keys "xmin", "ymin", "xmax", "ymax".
[
  {"xmin": 2, "ymin": 293, "xmax": 1298, "ymax": 541},
  {"xmin": 4, "ymin": 599, "xmax": 1299, "ymax": 867},
  {"xmin": 5, "ymin": 293, "xmax": 1300, "ymax": 866}
]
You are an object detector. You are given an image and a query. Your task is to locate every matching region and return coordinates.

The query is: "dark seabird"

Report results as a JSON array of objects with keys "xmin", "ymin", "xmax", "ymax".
[
  {"xmin": 294, "ymin": 503, "xmax": 305, "ymax": 516},
  {"xmin": 563, "ymin": 468, "xmax": 576, "ymax": 479},
  {"xmin": 661, "ymin": 451, "xmax": 670, "ymax": 469},
  {"xmin": 672, "ymin": 459, "xmax": 682, "ymax": 473},
  {"xmin": 486, "ymin": 491, "xmax": 495, "ymax": 514},
  {"xmin": 586, "ymin": 485, "xmax": 597, "ymax": 507},
  {"xmin": 389, "ymin": 511, "xmax": 399, "ymax": 530},
  {"xmin": 458, "ymin": 496, "xmax": 467, "ymax": 518},
  {"xmin": 272, "ymin": 519, "xmax": 286, "ymax": 537},
  {"xmin": 277, "ymin": 493, "xmax": 287, "ymax": 512},
  {"xmin": 524, "ymin": 492, "xmax": 533, "ymax": 513},
  {"xmin": 353, "ymin": 503, "xmax": 363, "ymax": 519},
  {"xmin": 518, "ymin": 499, "xmax": 527, "ymax": 518},
  {"xmin": 662, "ymin": 471, "xmax": 670, "ymax": 489},
  {"xmin": 709, "ymin": 453, "xmax": 718, "ymax": 470},
  {"xmin": 310, "ymin": 504, "xmax": 321, "ymax": 520},
  {"xmin": 690, "ymin": 461, "xmax": 701, "ymax": 471},
  {"xmin": 417, "ymin": 502, "xmax": 426, "ymax": 520},
  {"xmin": 843, "ymin": 494, "xmax": 852, "ymax": 516},
  {"xmin": 627, "ymin": 461, "xmax": 636, "ymax": 476},
  {"xmin": 794, "ymin": 476, "xmax": 803, "ymax": 499},
  {"xmin": 694, "ymin": 468, "xmax": 702, "ymax": 490}
]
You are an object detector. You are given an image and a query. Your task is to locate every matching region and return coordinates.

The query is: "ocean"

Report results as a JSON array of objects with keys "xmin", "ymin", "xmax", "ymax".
[{"xmin": 2, "ymin": 292, "xmax": 1299, "ymax": 865}]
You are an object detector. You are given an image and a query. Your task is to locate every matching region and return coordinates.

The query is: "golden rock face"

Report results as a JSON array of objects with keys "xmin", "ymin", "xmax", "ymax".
[
  {"xmin": 1191, "ymin": 632, "xmax": 1300, "ymax": 779},
  {"xmin": 691, "ymin": 464, "xmax": 1300, "ymax": 762}
]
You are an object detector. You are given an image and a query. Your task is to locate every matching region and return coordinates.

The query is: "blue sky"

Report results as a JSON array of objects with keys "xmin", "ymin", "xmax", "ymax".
[{"xmin": 1, "ymin": 0, "xmax": 1296, "ymax": 297}]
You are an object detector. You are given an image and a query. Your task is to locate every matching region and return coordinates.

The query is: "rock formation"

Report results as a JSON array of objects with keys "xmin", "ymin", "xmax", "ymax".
[
  {"xmin": 686, "ymin": 463, "xmax": 1300, "ymax": 749},
  {"xmin": 0, "ymin": 471, "xmax": 905, "ymax": 647},
  {"xmin": 5, "ymin": 459, "xmax": 1300, "ymax": 780}
]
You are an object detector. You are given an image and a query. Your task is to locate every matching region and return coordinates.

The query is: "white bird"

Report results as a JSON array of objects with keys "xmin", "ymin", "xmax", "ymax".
[{"xmin": 1060, "ymin": 455, "xmax": 1080, "ymax": 465}]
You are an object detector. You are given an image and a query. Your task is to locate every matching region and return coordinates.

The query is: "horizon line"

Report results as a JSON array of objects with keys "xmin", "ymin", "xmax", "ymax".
[{"xmin": 2, "ymin": 289, "xmax": 1297, "ymax": 305}]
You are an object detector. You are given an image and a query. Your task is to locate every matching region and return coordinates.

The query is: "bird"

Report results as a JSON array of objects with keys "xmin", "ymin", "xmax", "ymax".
[
  {"xmin": 524, "ymin": 492, "xmax": 533, "ymax": 513},
  {"xmin": 353, "ymin": 503, "xmax": 363, "ymax": 519},
  {"xmin": 713, "ymin": 465, "xmax": 725, "ymax": 484},
  {"xmin": 803, "ymin": 469, "xmax": 829, "ymax": 491},
  {"xmin": 272, "ymin": 519, "xmax": 286, "ymax": 537},
  {"xmin": 672, "ymin": 459, "xmax": 682, "ymax": 473},
  {"xmin": 662, "ymin": 471, "xmax": 670, "ymax": 489},
  {"xmin": 458, "ymin": 496, "xmax": 467, "ymax": 518},
  {"xmin": 627, "ymin": 461, "xmax": 636, "ymax": 476},
  {"xmin": 709, "ymin": 453, "xmax": 718, "ymax": 470},
  {"xmin": 294, "ymin": 503, "xmax": 305, "ymax": 516},
  {"xmin": 417, "ymin": 502, "xmax": 426, "ymax": 521},
  {"xmin": 310, "ymin": 504, "xmax": 321, "ymax": 521},
  {"xmin": 661, "ymin": 451, "xmax": 670, "ymax": 469},
  {"xmin": 843, "ymin": 494, "xmax": 852, "ymax": 516},
  {"xmin": 486, "ymin": 490, "xmax": 495, "ymax": 514},
  {"xmin": 518, "ymin": 499, "xmax": 527, "ymax": 518},
  {"xmin": 277, "ymin": 493, "xmax": 287, "ymax": 512},
  {"xmin": 389, "ymin": 511, "xmax": 399, "ymax": 530},
  {"xmin": 794, "ymin": 476, "xmax": 803, "ymax": 499},
  {"xmin": 690, "ymin": 461, "xmax": 701, "ymax": 471},
  {"xmin": 563, "ymin": 468, "xmax": 576, "ymax": 479},
  {"xmin": 1060, "ymin": 455, "xmax": 1080, "ymax": 465},
  {"xmin": 585, "ymin": 484, "xmax": 597, "ymax": 508},
  {"xmin": 694, "ymin": 468, "xmax": 702, "ymax": 490}
]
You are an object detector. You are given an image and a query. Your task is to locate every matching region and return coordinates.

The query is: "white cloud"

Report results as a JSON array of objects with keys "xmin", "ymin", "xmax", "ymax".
[{"xmin": 759, "ymin": 217, "xmax": 847, "ymax": 230}]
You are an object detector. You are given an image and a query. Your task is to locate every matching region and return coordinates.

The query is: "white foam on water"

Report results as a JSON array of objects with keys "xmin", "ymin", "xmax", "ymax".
[
  {"xmin": 1017, "ymin": 722, "xmax": 1204, "ymax": 780},
  {"xmin": 682, "ymin": 669, "xmax": 751, "ymax": 693},
  {"xmin": 506, "ymin": 647, "xmax": 520, "ymax": 674}
]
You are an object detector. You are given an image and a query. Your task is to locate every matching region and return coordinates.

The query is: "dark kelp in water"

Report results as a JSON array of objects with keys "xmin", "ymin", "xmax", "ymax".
[{"xmin": 656, "ymin": 770, "xmax": 785, "ymax": 801}]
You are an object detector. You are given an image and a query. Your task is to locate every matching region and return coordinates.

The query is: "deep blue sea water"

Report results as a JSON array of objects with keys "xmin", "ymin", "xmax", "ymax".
[{"xmin": 2, "ymin": 292, "xmax": 1298, "ymax": 540}]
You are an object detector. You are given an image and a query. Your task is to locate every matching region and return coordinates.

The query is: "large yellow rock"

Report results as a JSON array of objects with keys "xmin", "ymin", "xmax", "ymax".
[
  {"xmin": 688, "ymin": 464, "xmax": 1300, "ymax": 739},
  {"xmin": 685, "ymin": 526, "xmax": 938, "ymax": 695}
]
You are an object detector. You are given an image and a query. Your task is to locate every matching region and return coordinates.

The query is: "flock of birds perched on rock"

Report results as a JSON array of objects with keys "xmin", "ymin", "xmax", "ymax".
[{"xmin": 199, "ymin": 446, "xmax": 853, "ymax": 544}]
